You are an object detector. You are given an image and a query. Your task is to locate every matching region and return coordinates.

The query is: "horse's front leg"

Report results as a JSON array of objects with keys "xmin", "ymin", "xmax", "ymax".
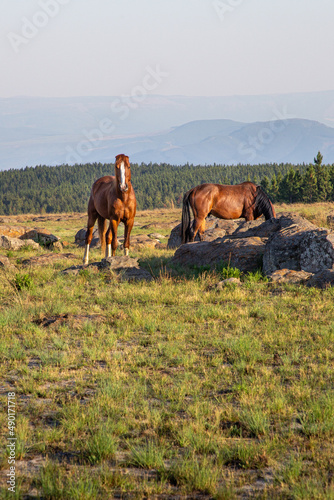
[
  {"xmin": 110, "ymin": 219, "xmax": 119, "ymax": 257},
  {"xmin": 123, "ymin": 217, "xmax": 134, "ymax": 256},
  {"xmin": 105, "ymin": 223, "xmax": 113, "ymax": 259}
]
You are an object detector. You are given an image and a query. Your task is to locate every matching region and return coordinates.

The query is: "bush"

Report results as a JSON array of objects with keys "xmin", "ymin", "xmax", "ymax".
[{"xmin": 13, "ymin": 273, "xmax": 33, "ymax": 291}]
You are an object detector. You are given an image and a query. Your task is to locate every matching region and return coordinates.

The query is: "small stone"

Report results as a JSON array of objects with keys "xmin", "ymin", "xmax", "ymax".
[
  {"xmin": 215, "ymin": 278, "xmax": 241, "ymax": 289},
  {"xmin": 268, "ymin": 269, "xmax": 312, "ymax": 284}
]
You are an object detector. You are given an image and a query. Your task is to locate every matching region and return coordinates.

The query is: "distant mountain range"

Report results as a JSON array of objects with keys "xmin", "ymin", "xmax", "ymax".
[{"xmin": 1, "ymin": 91, "xmax": 334, "ymax": 170}]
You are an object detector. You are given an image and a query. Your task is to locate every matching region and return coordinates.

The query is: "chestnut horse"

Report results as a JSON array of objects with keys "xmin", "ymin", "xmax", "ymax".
[
  {"xmin": 181, "ymin": 181, "xmax": 276, "ymax": 244},
  {"xmin": 83, "ymin": 154, "xmax": 136, "ymax": 265}
]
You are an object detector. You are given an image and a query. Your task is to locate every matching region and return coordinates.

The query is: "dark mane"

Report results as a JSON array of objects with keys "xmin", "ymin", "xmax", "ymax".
[{"xmin": 254, "ymin": 186, "xmax": 275, "ymax": 220}]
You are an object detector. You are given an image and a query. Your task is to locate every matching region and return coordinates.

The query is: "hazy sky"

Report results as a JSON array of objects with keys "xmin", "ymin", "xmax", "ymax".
[{"xmin": 1, "ymin": 0, "xmax": 334, "ymax": 98}]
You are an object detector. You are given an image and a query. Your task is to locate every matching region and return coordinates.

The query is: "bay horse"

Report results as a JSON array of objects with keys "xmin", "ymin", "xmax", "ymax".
[
  {"xmin": 83, "ymin": 154, "xmax": 136, "ymax": 265},
  {"xmin": 181, "ymin": 181, "xmax": 276, "ymax": 244}
]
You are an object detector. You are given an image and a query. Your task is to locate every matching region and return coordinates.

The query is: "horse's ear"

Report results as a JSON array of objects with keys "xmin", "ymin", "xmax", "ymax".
[{"xmin": 115, "ymin": 153, "xmax": 129, "ymax": 161}]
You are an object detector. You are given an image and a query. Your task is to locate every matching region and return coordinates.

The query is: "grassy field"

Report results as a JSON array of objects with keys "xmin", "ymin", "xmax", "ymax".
[{"xmin": 0, "ymin": 204, "xmax": 334, "ymax": 499}]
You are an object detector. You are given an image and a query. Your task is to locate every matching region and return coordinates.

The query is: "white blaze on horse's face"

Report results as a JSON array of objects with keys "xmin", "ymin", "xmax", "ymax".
[{"xmin": 119, "ymin": 161, "xmax": 128, "ymax": 192}]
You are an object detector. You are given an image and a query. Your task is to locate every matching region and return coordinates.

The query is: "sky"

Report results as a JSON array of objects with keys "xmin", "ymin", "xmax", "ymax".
[{"xmin": 1, "ymin": 0, "xmax": 334, "ymax": 98}]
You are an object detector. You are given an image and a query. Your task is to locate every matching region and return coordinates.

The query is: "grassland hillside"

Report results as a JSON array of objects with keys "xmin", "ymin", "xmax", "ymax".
[{"xmin": 0, "ymin": 204, "xmax": 333, "ymax": 499}]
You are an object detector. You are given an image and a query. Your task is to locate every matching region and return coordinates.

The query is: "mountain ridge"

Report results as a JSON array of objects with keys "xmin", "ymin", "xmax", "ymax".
[{"xmin": 1, "ymin": 92, "xmax": 334, "ymax": 169}]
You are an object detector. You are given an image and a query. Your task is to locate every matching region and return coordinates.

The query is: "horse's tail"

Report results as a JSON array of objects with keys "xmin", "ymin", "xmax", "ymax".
[
  {"xmin": 255, "ymin": 186, "xmax": 276, "ymax": 220},
  {"xmin": 98, "ymin": 215, "xmax": 107, "ymax": 255},
  {"xmin": 181, "ymin": 190, "xmax": 192, "ymax": 244}
]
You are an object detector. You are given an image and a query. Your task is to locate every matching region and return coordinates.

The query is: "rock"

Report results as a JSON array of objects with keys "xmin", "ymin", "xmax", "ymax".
[
  {"xmin": 21, "ymin": 253, "xmax": 77, "ymax": 266},
  {"xmin": 148, "ymin": 233, "xmax": 165, "ymax": 240},
  {"xmin": 52, "ymin": 241, "xmax": 63, "ymax": 251},
  {"xmin": 306, "ymin": 269, "xmax": 334, "ymax": 289},
  {"xmin": 0, "ymin": 225, "xmax": 27, "ymax": 238},
  {"xmin": 0, "ymin": 235, "xmax": 40, "ymax": 251},
  {"xmin": 263, "ymin": 215, "xmax": 334, "ymax": 275},
  {"xmin": 75, "ymin": 228, "xmax": 100, "ymax": 248},
  {"xmin": 230, "ymin": 218, "xmax": 281, "ymax": 239},
  {"xmin": 101, "ymin": 257, "xmax": 153, "ymax": 281},
  {"xmin": 172, "ymin": 236, "xmax": 265, "ymax": 273},
  {"xmin": 130, "ymin": 234, "xmax": 159, "ymax": 249},
  {"xmin": 0, "ymin": 224, "xmax": 60, "ymax": 248},
  {"xmin": 62, "ymin": 255, "xmax": 153, "ymax": 282},
  {"xmin": 327, "ymin": 213, "xmax": 334, "ymax": 229},
  {"xmin": 300, "ymin": 230, "xmax": 334, "ymax": 272},
  {"xmin": 167, "ymin": 224, "xmax": 185, "ymax": 249},
  {"xmin": 141, "ymin": 221, "xmax": 178, "ymax": 230},
  {"xmin": 171, "ymin": 213, "xmax": 334, "ymax": 281},
  {"xmin": 0, "ymin": 255, "xmax": 17, "ymax": 271},
  {"xmin": 276, "ymin": 212, "xmax": 316, "ymax": 231},
  {"xmin": 20, "ymin": 228, "xmax": 60, "ymax": 247},
  {"xmin": 100, "ymin": 256, "xmax": 139, "ymax": 269},
  {"xmin": 215, "ymin": 278, "xmax": 241, "ymax": 289},
  {"xmin": 268, "ymin": 269, "xmax": 312, "ymax": 284}
]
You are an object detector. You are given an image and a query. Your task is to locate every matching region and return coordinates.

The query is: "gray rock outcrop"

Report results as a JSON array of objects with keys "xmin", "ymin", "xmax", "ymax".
[{"xmin": 170, "ymin": 213, "xmax": 334, "ymax": 287}]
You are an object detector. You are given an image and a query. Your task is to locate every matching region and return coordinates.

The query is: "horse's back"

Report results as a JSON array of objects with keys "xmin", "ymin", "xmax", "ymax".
[
  {"xmin": 92, "ymin": 175, "xmax": 115, "ymax": 190},
  {"xmin": 191, "ymin": 182, "xmax": 258, "ymax": 220}
]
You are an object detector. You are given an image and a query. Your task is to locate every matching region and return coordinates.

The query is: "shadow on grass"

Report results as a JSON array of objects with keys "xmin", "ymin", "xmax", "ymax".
[{"xmin": 138, "ymin": 253, "xmax": 267, "ymax": 283}]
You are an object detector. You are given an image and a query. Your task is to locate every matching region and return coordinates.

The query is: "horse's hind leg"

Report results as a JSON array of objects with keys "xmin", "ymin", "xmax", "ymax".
[
  {"xmin": 83, "ymin": 201, "xmax": 98, "ymax": 265},
  {"xmin": 198, "ymin": 218, "xmax": 206, "ymax": 241},
  {"xmin": 108, "ymin": 219, "xmax": 119, "ymax": 257},
  {"xmin": 190, "ymin": 217, "xmax": 205, "ymax": 242}
]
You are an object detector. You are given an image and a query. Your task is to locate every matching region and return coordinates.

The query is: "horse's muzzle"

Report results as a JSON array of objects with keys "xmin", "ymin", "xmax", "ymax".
[{"xmin": 119, "ymin": 183, "xmax": 128, "ymax": 192}]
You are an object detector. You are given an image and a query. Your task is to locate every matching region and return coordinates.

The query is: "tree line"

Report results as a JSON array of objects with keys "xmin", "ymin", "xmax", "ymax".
[{"xmin": 0, "ymin": 153, "xmax": 333, "ymax": 215}]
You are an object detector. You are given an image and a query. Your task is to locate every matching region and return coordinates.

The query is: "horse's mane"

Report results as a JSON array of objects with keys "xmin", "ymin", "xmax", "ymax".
[{"xmin": 254, "ymin": 186, "xmax": 275, "ymax": 220}]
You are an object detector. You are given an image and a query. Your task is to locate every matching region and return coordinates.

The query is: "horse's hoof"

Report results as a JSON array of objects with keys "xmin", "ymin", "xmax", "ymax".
[{"xmin": 124, "ymin": 248, "xmax": 129, "ymax": 256}]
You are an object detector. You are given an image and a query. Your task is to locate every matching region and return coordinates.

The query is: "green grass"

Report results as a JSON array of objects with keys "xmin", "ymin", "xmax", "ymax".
[{"xmin": 0, "ymin": 208, "xmax": 334, "ymax": 498}]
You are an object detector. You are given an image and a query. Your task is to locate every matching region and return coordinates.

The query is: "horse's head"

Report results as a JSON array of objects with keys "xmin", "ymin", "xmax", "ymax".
[{"xmin": 115, "ymin": 154, "xmax": 131, "ymax": 192}]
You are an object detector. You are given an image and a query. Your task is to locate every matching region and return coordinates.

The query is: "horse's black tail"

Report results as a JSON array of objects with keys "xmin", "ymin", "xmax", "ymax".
[
  {"xmin": 181, "ymin": 191, "xmax": 192, "ymax": 244},
  {"xmin": 254, "ymin": 186, "xmax": 276, "ymax": 220}
]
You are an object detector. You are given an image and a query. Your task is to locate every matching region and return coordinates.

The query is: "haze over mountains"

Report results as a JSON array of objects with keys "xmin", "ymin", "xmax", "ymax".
[{"xmin": 1, "ymin": 91, "xmax": 334, "ymax": 170}]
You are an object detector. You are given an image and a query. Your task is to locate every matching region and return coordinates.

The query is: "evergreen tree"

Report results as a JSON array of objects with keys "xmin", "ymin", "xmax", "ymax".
[
  {"xmin": 302, "ymin": 164, "xmax": 318, "ymax": 203},
  {"xmin": 269, "ymin": 174, "xmax": 279, "ymax": 202},
  {"xmin": 292, "ymin": 169, "xmax": 303, "ymax": 202},
  {"xmin": 314, "ymin": 151, "xmax": 332, "ymax": 201},
  {"xmin": 261, "ymin": 175, "xmax": 270, "ymax": 193},
  {"xmin": 280, "ymin": 168, "xmax": 295, "ymax": 203}
]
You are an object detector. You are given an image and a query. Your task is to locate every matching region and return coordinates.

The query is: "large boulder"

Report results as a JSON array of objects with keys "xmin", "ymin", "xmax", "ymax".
[
  {"xmin": 0, "ymin": 235, "xmax": 40, "ymax": 251},
  {"xmin": 171, "ymin": 213, "xmax": 334, "ymax": 280},
  {"xmin": 0, "ymin": 225, "xmax": 28, "ymax": 238},
  {"xmin": 0, "ymin": 224, "xmax": 61, "ymax": 249},
  {"xmin": 263, "ymin": 216, "xmax": 334, "ymax": 275},
  {"xmin": 172, "ymin": 236, "xmax": 266, "ymax": 273},
  {"xmin": 20, "ymin": 228, "xmax": 60, "ymax": 247},
  {"xmin": 306, "ymin": 269, "xmax": 334, "ymax": 289}
]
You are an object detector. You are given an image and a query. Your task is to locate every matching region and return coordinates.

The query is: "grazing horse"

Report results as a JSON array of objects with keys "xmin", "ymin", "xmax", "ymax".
[
  {"xmin": 181, "ymin": 181, "xmax": 276, "ymax": 244},
  {"xmin": 83, "ymin": 154, "xmax": 136, "ymax": 265}
]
